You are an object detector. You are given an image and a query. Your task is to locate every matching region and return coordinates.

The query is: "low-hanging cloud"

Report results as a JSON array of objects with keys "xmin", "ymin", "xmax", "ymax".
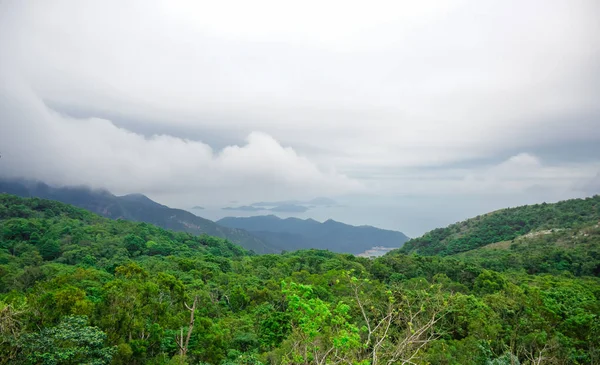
[
  {"xmin": 0, "ymin": 76, "xmax": 362, "ymax": 205},
  {"xmin": 0, "ymin": 1, "xmax": 599, "ymax": 233},
  {"xmin": 362, "ymin": 153, "xmax": 599, "ymax": 199},
  {"xmin": 460, "ymin": 153, "xmax": 599, "ymax": 195},
  {"xmin": 2, "ymin": 0, "xmax": 598, "ymax": 172}
]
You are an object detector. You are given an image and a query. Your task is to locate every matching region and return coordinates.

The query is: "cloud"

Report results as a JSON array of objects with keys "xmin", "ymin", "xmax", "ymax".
[
  {"xmin": 0, "ymin": 0, "xmax": 598, "ymax": 229},
  {"xmin": 361, "ymin": 153, "xmax": 600, "ymax": 199},
  {"xmin": 0, "ymin": 76, "xmax": 362, "ymax": 206},
  {"xmin": 1, "ymin": 0, "xmax": 598, "ymax": 172},
  {"xmin": 460, "ymin": 153, "xmax": 597, "ymax": 195},
  {"xmin": 578, "ymin": 171, "xmax": 600, "ymax": 195}
]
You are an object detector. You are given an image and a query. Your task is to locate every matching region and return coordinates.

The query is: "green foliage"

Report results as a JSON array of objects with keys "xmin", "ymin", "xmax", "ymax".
[
  {"xmin": 20, "ymin": 315, "xmax": 115, "ymax": 365},
  {"xmin": 474, "ymin": 270, "xmax": 507, "ymax": 294},
  {"xmin": 400, "ymin": 195, "xmax": 600, "ymax": 256},
  {"xmin": 0, "ymin": 180, "xmax": 276, "ymax": 254},
  {"xmin": 455, "ymin": 221, "xmax": 600, "ymax": 277},
  {"xmin": 281, "ymin": 281, "xmax": 360, "ymax": 363},
  {"xmin": 0, "ymin": 194, "xmax": 598, "ymax": 364}
]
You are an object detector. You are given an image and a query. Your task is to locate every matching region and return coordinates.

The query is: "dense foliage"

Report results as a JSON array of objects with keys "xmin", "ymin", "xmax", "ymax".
[
  {"xmin": 400, "ymin": 195, "xmax": 600, "ymax": 256},
  {"xmin": 454, "ymin": 222, "xmax": 600, "ymax": 276},
  {"xmin": 0, "ymin": 179, "xmax": 276, "ymax": 254},
  {"xmin": 1, "ymin": 194, "xmax": 599, "ymax": 364}
]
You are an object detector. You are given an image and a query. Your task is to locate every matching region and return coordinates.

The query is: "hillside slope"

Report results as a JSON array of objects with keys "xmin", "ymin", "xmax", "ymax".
[
  {"xmin": 1, "ymin": 194, "xmax": 598, "ymax": 365},
  {"xmin": 0, "ymin": 179, "xmax": 277, "ymax": 254},
  {"xmin": 399, "ymin": 195, "xmax": 600, "ymax": 256},
  {"xmin": 0, "ymin": 194, "xmax": 249, "ymax": 264},
  {"xmin": 453, "ymin": 221, "xmax": 600, "ymax": 276},
  {"xmin": 218, "ymin": 215, "xmax": 409, "ymax": 254}
]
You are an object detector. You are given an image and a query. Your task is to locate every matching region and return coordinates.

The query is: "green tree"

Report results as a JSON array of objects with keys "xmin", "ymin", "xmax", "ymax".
[
  {"xmin": 280, "ymin": 281, "xmax": 361, "ymax": 365},
  {"xmin": 21, "ymin": 315, "xmax": 115, "ymax": 365}
]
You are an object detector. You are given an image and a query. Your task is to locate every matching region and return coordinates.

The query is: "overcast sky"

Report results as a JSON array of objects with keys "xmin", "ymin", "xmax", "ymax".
[{"xmin": 0, "ymin": 0, "xmax": 599, "ymax": 236}]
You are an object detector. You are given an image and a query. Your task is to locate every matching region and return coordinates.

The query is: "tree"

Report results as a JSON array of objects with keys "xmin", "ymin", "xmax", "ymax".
[
  {"xmin": 347, "ymin": 274, "xmax": 448, "ymax": 365},
  {"xmin": 280, "ymin": 281, "xmax": 361, "ymax": 365},
  {"xmin": 21, "ymin": 315, "xmax": 115, "ymax": 365},
  {"xmin": 124, "ymin": 234, "xmax": 145, "ymax": 256},
  {"xmin": 175, "ymin": 295, "xmax": 198, "ymax": 362},
  {"xmin": 0, "ymin": 300, "xmax": 26, "ymax": 364},
  {"xmin": 38, "ymin": 239, "xmax": 61, "ymax": 261}
]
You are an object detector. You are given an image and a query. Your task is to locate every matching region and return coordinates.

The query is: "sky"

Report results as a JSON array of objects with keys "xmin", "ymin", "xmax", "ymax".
[{"xmin": 0, "ymin": 0, "xmax": 599, "ymax": 237}]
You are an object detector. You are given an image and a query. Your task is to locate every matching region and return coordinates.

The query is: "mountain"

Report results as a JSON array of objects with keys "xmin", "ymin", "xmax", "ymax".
[
  {"xmin": 0, "ymin": 193, "xmax": 250, "ymax": 260},
  {"xmin": 1, "ymin": 194, "xmax": 598, "ymax": 364},
  {"xmin": 0, "ymin": 178, "xmax": 277, "ymax": 254},
  {"xmin": 399, "ymin": 195, "xmax": 600, "ymax": 256},
  {"xmin": 217, "ymin": 215, "xmax": 409, "ymax": 254}
]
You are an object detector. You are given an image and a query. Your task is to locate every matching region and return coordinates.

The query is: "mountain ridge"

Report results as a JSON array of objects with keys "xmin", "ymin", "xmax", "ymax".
[
  {"xmin": 398, "ymin": 195, "xmax": 600, "ymax": 256},
  {"xmin": 0, "ymin": 178, "xmax": 278, "ymax": 254},
  {"xmin": 217, "ymin": 215, "xmax": 409, "ymax": 254},
  {"xmin": 449, "ymin": 220, "xmax": 600, "ymax": 276}
]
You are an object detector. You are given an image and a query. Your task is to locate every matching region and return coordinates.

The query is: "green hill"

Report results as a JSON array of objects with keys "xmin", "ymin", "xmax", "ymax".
[
  {"xmin": 0, "ymin": 179, "xmax": 277, "ymax": 254},
  {"xmin": 400, "ymin": 195, "xmax": 600, "ymax": 256},
  {"xmin": 453, "ymin": 221, "xmax": 600, "ymax": 276},
  {"xmin": 1, "ymin": 194, "xmax": 599, "ymax": 365},
  {"xmin": 0, "ymin": 193, "xmax": 249, "ymax": 283}
]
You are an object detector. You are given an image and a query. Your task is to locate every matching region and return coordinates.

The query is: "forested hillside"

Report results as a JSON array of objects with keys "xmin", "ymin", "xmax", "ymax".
[
  {"xmin": 400, "ymin": 195, "xmax": 600, "ymax": 256},
  {"xmin": 1, "ymin": 194, "xmax": 599, "ymax": 365},
  {"xmin": 453, "ymin": 221, "xmax": 600, "ymax": 276},
  {"xmin": 0, "ymin": 179, "xmax": 276, "ymax": 254}
]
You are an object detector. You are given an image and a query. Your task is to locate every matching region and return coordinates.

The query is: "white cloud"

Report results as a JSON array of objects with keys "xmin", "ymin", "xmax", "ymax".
[
  {"xmin": 0, "ymin": 77, "xmax": 362, "ymax": 205},
  {"xmin": 362, "ymin": 153, "xmax": 599, "ymax": 199},
  {"xmin": 0, "ymin": 0, "xmax": 598, "ymax": 229},
  {"xmin": 2, "ymin": 0, "xmax": 598, "ymax": 171},
  {"xmin": 460, "ymin": 153, "xmax": 596, "ymax": 194}
]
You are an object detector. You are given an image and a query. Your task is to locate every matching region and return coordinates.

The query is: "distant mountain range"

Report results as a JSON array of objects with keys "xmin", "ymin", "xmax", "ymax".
[
  {"xmin": 0, "ymin": 178, "xmax": 409, "ymax": 255},
  {"xmin": 217, "ymin": 215, "xmax": 409, "ymax": 254},
  {"xmin": 0, "ymin": 178, "xmax": 277, "ymax": 254}
]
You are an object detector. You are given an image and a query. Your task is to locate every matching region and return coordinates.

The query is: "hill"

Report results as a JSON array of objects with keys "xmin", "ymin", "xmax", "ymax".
[
  {"xmin": 0, "ymin": 193, "xmax": 249, "ymax": 268},
  {"xmin": 0, "ymin": 179, "xmax": 276, "ymax": 254},
  {"xmin": 217, "ymin": 215, "xmax": 409, "ymax": 254},
  {"xmin": 452, "ymin": 220, "xmax": 600, "ymax": 276},
  {"xmin": 399, "ymin": 195, "xmax": 600, "ymax": 256},
  {"xmin": 0, "ymin": 194, "xmax": 598, "ymax": 365}
]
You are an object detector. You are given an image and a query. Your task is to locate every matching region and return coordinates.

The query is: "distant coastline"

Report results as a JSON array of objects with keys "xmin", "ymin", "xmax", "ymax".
[{"xmin": 357, "ymin": 246, "xmax": 397, "ymax": 258}]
